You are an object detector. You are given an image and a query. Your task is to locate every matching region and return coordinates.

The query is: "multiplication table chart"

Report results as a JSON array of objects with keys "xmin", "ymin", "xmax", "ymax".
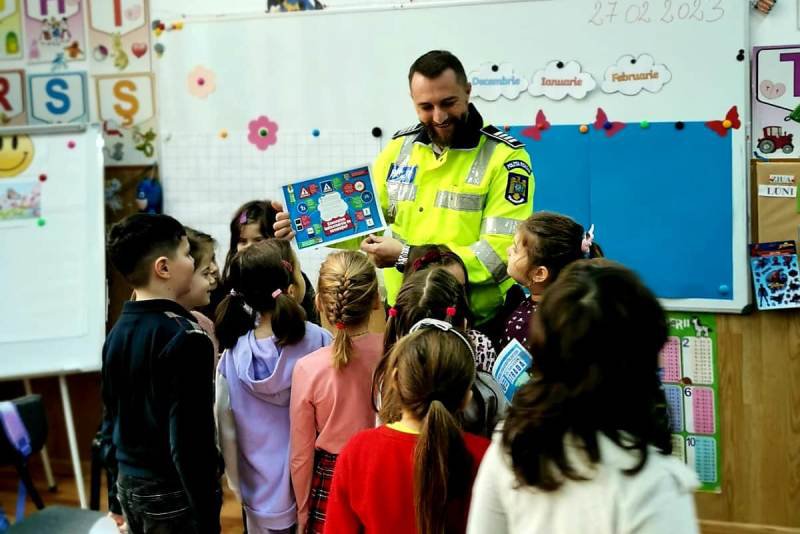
[{"xmin": 659, "ymin": 312, "xmax": 721, "ymax": 492}]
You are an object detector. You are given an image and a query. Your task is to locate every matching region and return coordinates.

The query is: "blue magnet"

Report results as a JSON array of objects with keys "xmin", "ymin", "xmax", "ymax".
[
  {"xmin": 718, "ymin": 284, "xmax": 730, "ymax": 295},
  {"xmin": 312, "ymin": 129, "xmax": 320, "ymax": 137}
]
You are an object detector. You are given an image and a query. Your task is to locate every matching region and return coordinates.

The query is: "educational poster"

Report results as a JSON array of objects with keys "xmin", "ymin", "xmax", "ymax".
[
  {"xmin": 660, "ymin": 312, "xmax": 721, "ymax": 492},
  {"xmin": 24, "ymin": 0, "xmax": 86, "ymax": 65},
  {"xmin": 280, "ymin": 166, "xmax": 385, "ymax": 250},
  {"xmin": 491, "ymin": 339, "xmax": 532, "ymax": 402},
  {"xmin": 27, "ymin": 71, "xmax": 88, "ymax": 124},
  {"xmin": 0, "ymin": 70, "xmax": 28, "ymax": 125},
  {"xmin": 750, "ymin": 241, "xmax": 800, "ymax": 310},
  {"xmin": 0, "ymin": 178, "xmax": 40, "ymax": 226},
  {"xmin": 752, "ymin": 45, "xmax": 800, "ymax": 159},
  {"xmin": 87, "ymin": 0, "xmax": 150, "ymax": 75},
  {"xmin": 0, "ymin": 0, "xmax": 23, "ymax": 60},
  {"xmin": 95, "ymin": 72, "xmax": 157, "ymax": 165}
]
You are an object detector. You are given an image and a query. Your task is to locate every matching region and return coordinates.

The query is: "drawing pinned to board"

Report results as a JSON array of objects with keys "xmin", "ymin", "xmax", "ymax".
[
  {"xmin": 753, "ymin": 45, "xmax": 800, "ymax": 158},
  {"xmin": 87, "ymin": 0, "xmax": 149, "ymax": 74},
  {"xmin": 469, "ymin": 62, "xmax": 528, "ymax": 101},
  {"xmin": 601, "ymin": 54, "xmax": 672, "ymax": 95},
  {"xmin": 529, "ymin": 60, "xmax": 596, "ymax": 101},
  {"xmin": 187, "ymin": 65, "xmax": 216, "ymax": 99},
  {"xmin": 24, "ymin": 0, "xmax": 86, "ymax": 64},
  {"xmin": 750, "ymin": 240, "xmax": 800, "ymax": 310},
  {"xmin": 593, "ymin": 108, "xmax": 625, "ymax": 138},
  {"xmin": 705, "ymin": 106, "xmax": 741, "ymax": 137},
  {"xmin": 0, "ymin": 1, "xmax": 23, "ymax": 60},
  {"xmin": 0, "ymin": 70, "xmax": 27, "ymax": 126},
  {"xmin": 248, "ymin": 115, "xmax": 278, "ymax": 151},
  {"xmin": 521, "ymin": 110, "xmax": 550, "ymax": 141},
  {"xmin": 0, "ymin": 179, "xmax": 41, "ymax": 224}
]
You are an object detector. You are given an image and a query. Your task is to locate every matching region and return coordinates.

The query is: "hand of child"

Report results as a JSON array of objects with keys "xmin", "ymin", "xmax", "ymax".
[
  {"xmin": 271, "ymin": 200, "xmax": 296, "ymax": 241},
  {"xmin": 107, "ymin": 512, "xmax": 128, "ymax": 533}
]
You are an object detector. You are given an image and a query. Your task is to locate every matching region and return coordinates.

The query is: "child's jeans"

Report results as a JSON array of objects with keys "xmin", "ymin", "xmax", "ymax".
[{"xmin": 117, "ymin": 473, "xmax": 199, "ymax": 534}]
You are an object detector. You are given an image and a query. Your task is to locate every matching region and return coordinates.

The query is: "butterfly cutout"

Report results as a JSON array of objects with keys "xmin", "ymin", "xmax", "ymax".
[
  {"xmin": 705, "ymin": 106, "xmax": 740, "ymax": 137},
  {"xmin": 125, "ymin": 5, "xmax": 143, "ymax": 21},
  {"xmin": 521, "ymin": 110, "xmax": 551, "ymax": 141},
  {"xmin": 594, "ymin": 108, "xmax": 625, "ymax": 137}
]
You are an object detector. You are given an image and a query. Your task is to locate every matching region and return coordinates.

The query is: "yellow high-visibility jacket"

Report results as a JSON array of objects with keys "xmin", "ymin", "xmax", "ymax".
[{"xmin": 372, "ymin": 104, "xmax": 535, "ymax": 325}]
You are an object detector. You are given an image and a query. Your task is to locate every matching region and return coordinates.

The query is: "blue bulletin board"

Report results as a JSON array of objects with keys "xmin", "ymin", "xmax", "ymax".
[{"xmin": 516, "ymin": 121, "xmax": 734, "ymax": 302}]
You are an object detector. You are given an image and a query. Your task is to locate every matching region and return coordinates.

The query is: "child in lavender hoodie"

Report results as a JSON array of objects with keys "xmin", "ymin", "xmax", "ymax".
[{"xmin": 214, "ymin": 239, "xmax": 332, "ymax": 533}]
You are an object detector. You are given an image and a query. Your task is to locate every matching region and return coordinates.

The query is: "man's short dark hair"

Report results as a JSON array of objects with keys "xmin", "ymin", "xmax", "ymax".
[
  {"xmin": 107, "ymin": 213, "xmax": 186, "ymax": 287},
  {"xmin": 408, "ymin": 50, "xmax": 468, "ymax": 87}
]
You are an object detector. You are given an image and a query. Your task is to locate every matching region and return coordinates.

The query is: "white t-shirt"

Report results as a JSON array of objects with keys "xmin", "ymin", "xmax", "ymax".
[{"xmin": 467, "ymin": 431, "xmax": 700, "ymax": 534}]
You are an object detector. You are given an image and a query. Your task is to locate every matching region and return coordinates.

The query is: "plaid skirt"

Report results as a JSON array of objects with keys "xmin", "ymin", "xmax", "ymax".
[{"xmin": 305, "ymin": 449, "xmax": 338, "ymax": 534}]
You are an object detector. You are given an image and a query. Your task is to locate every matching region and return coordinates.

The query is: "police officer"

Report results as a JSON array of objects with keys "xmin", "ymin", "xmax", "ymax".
[{"xmin": 275, "ymin": 50, "xmax": 534, "ymax": 325}]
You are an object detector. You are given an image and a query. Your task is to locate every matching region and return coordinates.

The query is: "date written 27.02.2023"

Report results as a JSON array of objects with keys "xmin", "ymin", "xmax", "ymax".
[{"xmin": 589, "ymin": 0, "xmax": 725, "ymax": 26}]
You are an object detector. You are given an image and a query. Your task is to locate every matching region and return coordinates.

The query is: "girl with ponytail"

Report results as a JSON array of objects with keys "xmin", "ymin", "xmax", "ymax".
[
  {"xmin": 325, "ymin": 322, "xmax": 490, "ymax": 534},
  {"xmin": 289, "ymin": 250, "xmax": 383, "ymax": 534},
  {"xmin": 214, "ymin": 239, "xmax": 332, "ymax": 534}
]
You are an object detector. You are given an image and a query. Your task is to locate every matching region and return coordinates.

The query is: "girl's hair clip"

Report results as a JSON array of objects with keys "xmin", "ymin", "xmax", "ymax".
[
  {"xmin": 281, "ymin": 259, "xmax": 294, "ymax": 273},
  {"xmin": 238, "ymin": 211, "xmax": 248, "ymax": 225},
  {"xmin": 335, "ymin": 322, "xmax": 346, "ymax": 330},
  {"xmin": 446, "ymin": 306, "xmax": 457, "ymax": 317},
  {"xmin": 388, "ymin": 307, "xmax": 398, "ymax": 318},
  {"xmin": 581, "ymin": 224, "xmax": 595, "ymax": 258},
  {"xmin": 271, "ymin": 288, "xmax": 282, "ymax": 299}
]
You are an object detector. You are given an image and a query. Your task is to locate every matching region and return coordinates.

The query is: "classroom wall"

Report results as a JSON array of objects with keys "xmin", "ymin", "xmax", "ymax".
[{"xmin": 3, "ymin": 2, "xmax": 797, "ymax": 532}]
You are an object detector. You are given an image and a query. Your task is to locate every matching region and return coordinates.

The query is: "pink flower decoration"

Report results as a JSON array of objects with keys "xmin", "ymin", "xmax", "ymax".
[
  {"xmin": 247, "ymin": 115, "xmax": 279, "ymax": 151},
  {"xmin": 187, "ymin": 65, "xmax": 216, "ymax": 99}
]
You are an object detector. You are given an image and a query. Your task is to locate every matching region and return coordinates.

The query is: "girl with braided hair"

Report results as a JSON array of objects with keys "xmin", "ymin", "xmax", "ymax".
[
  {"xmin": 289, "ymin": 250, "xmax": 383, "ymax": 534},
  {"xmin": 214, "ymin": 239, "xmax": 332, "ymax": 534}
]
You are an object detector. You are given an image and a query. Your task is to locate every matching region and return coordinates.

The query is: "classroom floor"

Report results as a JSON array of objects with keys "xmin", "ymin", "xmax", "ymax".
[{"xmin": 0, "ymin": 464, "xmax": 245, "ymax": 532}]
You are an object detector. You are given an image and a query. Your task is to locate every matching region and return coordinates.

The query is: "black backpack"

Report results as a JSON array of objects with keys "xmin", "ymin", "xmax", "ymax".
[{"xmin": 461, "ymin": 371, "xmax": 508, "ymax": 438}]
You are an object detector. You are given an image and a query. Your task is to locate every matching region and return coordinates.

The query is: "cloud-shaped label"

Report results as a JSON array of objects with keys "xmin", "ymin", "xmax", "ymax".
[
  {"xmin": 601, "ymin": 54, "xmax": 672, "ymax": 96},
  {"xmin": 469, "ymin": 63, "xmax": 529, "ymax": 101},
  {"xmin": 318, "ymin": 191, "xmax": 349, "ymax": 222},
  {"xmin": 529, "ymin": 61, "xmax": 596, "ymax": 101}
]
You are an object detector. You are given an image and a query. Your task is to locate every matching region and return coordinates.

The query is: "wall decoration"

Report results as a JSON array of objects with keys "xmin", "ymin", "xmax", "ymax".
[
  {"xmin": 24, "ymin": 0, "xmax": 86, "ymax": 63},
  {"xmin": 95, "ymin": 72, "xmax": 156, "ymax": 165},
  {"xmin": 529, "ymin": 60, "xmax": 596, "ymax": 101},
  {"xmin": 601, "ymin": 54, "xmax": 672, "ymax": 96},
  {"xmin": 753, "ymin": 45, "xmax": 800, "ymax": 158},
  {"xmin": 186, "ymin": 65, "xmax": 215, "ymax": 99},
  {"xmin": 468, "ymin": 62, "xmax": 528, "ymax": 101},
  {"xmin": 27, "ymin": 71, "xmax": 88, "ymax": 124},
  {"xmin": 0, "ymin": 133, "xmax": 33, "ymax": 177},
  {"xmin": 0, "ymin": 178, "xmax": 40, "ymax": 225},
  {"xmin": 520, "ymin": 109, "xmax": 550, "ymax": 141},
  {"xmin": 0, "ymin": 0, "xmax": 23, "ymax": 61},
  {"xmin": 0, "ymin": 70, "xmax": 27, "ymax": 125},
  {"xmin": 593, "ymin": 108, "xmax": 625, "ymax": 137},
  {"xmin": 705, "ymin": 106, "xmax": 741, "ymax": 137},
  {"xmin": 87, "ymin": 0, "xmax": 150, "ymax": 75},
  {"xmin": 247, "ymin": 115, "xmax": 278, "ymax": 151},
  {"xmin": 750, "ymin": 241, "xmax": 800, "ymax": 310}
]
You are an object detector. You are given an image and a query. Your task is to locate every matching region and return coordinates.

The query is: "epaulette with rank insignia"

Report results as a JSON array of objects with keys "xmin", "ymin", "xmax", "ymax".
[
  {"xmin": 392, "ymin": 123, "xmax": 424, "ymax": 139},
  {"xmin": 480, "ymin": 125, "xmax": 525, "ymax": 149}
]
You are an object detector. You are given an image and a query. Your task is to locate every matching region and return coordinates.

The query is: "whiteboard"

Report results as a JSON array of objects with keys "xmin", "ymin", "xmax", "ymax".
[
  {"xmin": 0, "ymin": 127, "xmax": 105, "ymax": 379},
  {"xmin": 156, "ymin": 0, "xmax": 750, "ymax": 312}
]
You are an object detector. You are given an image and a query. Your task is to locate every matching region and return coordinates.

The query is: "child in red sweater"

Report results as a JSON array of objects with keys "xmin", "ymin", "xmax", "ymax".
[{"xmin": 324, "ymin": 320, "xmax": 490, "ymax": 534}]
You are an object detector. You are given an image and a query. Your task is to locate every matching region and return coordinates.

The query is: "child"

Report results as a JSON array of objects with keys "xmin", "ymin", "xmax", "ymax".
[
  {"xmin": 290, "ymin": 250, "xmax": 383, "ymax": 534},
  {"xmin": 325, "ymin": 321, "xmax": 490, "ymax": 534},
  {"xmin": 404, "ymin": 244, "xmax": 469, "ymax": 286},
  {"xmin": 215, "ymin": 239, "xmax": 332, "ymax": 534},
  {"xmin": 179, "ymin": 227, "xmax": 220, "ymax": 354},
  {"xmin": 492, "ymin": 211, "xmax": 602, "ymax": 352},
  {"xmin": 220, "ymin": 200, "xmax": 319, "ymax": 324},
  {"xmin": 467, "ymin": 260, "xmax": 699, "ymax": 534},
  {"xmin": 102, "ymin": 214, "xmax": 221, "ymax": 533}
]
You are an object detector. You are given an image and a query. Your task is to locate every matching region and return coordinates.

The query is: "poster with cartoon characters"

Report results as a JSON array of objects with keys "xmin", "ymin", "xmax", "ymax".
[
  {"xmin": 750, "ymin": 240, "xmax": 800, "ymax": 310},
  {"xmin": 87, "ymin": 0, "xmax": 150, "ymax": 75},
  {"xmin": 281, "ymin": 166, "xmax": 386, "ymax": 250},
  {"xmin": 24, "ymin": 0, "xmax": 86, "ymax": 65},
  {"xmin": 753, "ymin": 45, "xmax": 800, "ymax": 159},
  {"xmin": 661, "ymin": 312, "xmax": 721, "ymax": 493},
  {"xmin": 95, "ymin": 72, "xmax": 157, "ymax": 166},
  {"xmin": 0, "ymin": 0, "xmax": 23, "ymax": 61}
]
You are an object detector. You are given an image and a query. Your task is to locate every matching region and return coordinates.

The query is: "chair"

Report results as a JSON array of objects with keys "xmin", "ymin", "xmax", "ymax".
[{"xmin": 0, "ymin": 394, "xmax": 48, "ymax": 511}]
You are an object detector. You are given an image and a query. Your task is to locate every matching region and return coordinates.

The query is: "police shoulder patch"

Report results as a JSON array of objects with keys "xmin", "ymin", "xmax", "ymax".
[
  {"xmin": 392, "ymin": 123, "xmax": 424, "ymax": 139},
  {"xmin": 505, "ymin": 172, "xmax": 529, "ymax": 206},
  {"xmin": 504, "ymin": 159, "xmax": 532, "ymax": 175},
  {"xmin": 481, "ymin": 125, "xmax": 525, "ymax": 149}
]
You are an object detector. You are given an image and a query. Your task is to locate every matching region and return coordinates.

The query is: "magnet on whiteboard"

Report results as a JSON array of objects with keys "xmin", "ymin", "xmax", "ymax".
[{"xmin": 579, "ymin": 124, "xmax": 589, "ymax": 134}]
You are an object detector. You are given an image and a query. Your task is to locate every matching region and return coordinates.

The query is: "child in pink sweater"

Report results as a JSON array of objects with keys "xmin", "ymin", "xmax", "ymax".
[{"xmin": 290, "ymin": 250, "xmax": 383, "ymax": 534}]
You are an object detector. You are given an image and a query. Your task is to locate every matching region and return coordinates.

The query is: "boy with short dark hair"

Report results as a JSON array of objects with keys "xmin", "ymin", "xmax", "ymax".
[{"xmin": 101, "ymin": 213, "xmax": 222, "ymax": 534}]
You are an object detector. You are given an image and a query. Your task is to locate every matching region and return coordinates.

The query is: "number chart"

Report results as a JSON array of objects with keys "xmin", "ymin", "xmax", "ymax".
[{"xmin": 660, "ymin": 312, "xmax": 721, "ymax": 492}]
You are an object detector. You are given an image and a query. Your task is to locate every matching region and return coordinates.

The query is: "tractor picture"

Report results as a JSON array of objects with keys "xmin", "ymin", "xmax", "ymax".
[{"xmin": 758, "ymin": 126, "xmax": 794, "ymax": 154}]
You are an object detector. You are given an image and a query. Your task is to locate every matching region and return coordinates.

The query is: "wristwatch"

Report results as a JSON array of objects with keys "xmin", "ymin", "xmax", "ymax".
[{"xmin": 395, "ymin": 244, "xmax": 411, "ymax": 273}]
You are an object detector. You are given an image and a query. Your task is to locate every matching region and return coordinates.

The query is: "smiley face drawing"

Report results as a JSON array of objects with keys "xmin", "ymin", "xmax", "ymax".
[{"xmin": 0, "ymin": 135, "xmax": 34, "ymax": 178}]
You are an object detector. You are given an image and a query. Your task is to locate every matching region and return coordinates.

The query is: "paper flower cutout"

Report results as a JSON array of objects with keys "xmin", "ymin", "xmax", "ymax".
[
  {"xmin": 529, "ymin": 60, "xmax": 596, "ymax": 100},
  {"xmin": 705, "ymin": 106, "xmax": 741, "ymax": 137},
  {"xmin": 468, "ymin": 63, "xmax": 529, "ymax": 101},
  {"xmin": 601, "ymin": 54, "xmax": 672, "ymax": 96},
  {"xmin": 187, "ymin": 66, "xmax": 216, "ymax": 99},
  {"xmin": 594, "ymin": 108, "xmax": 625, "ymax": 138},
  {"xmin": 521, "ymin": 110, "xmax": 551, "ymax": 141},
  {"xmin": 248, "ymin": 115, "xmax": 279, "ymax": 151}
]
